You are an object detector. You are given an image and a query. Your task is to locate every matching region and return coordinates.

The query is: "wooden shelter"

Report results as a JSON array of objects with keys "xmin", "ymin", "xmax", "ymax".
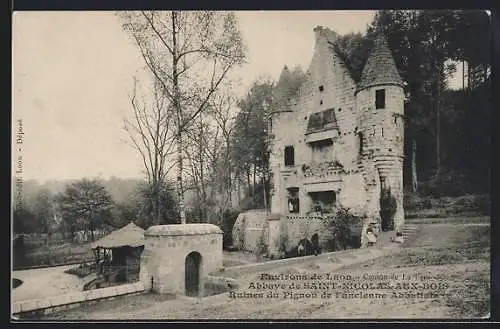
[{"xmin": 90, "ymin": 222, "xmax": 145, "ymax": 286}]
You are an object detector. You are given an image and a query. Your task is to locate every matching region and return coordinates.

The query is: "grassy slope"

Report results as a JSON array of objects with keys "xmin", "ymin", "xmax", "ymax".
[{"xmin": 341, "ymin": 224, "xmax": 490, "ymax": 318}]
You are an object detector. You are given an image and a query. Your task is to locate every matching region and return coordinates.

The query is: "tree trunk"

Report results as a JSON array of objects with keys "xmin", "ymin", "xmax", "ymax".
[
  {"xmin": 171, "ymin": 11, "xmax": 186, "ymax": 224},
  {"xmin": 252, "ymin": 165, "xmax": 256, "ymax": 204},
  {"xmin": 436, "ymin": 106, "xmax": 440, "ymax": 178},
  {"xmin": 236, "ymin": 169, "xmax": 241, "ymax": 206},
  {"xmin": 262, "ymin": 177, "xmax": 268, "ymax": 211},
  {"xmin": 467, "ymin": 64, "xmax": 470, "ymax": 89},
  {"xmin": 226, "ymin": 142, "xmax": 232, "ymax": 205},
  {"xmin": 89, "ymin": 220, "xmax": 95, "ymax": 242},
  {"xmin": 246, "ymin": 168, "xmax": 251, "ymax": 198},
  {"xmin": 462, "ymin": 60, "xmax": 465, "ymax": 90},
  {"xmin": 44, "ymin": 217, "xmax": 50, "ymax": 246},
  {"xmin": 155, "ymin": 182, "xmax": 161, "ymax": 225},
  {"xmin": 411, "ymin": 139, "xmax": 418, "ymax": 193},
  {"xmin": 200, "ymin": 121, "xmax": 208, "ymax": 223},
  {"xmin": 227, "ymin": 167, "xmax": 232, "ymax": 204},
  {"xmin": 435, "ymin": 65, "xmax": 442, "ymax": 180}
]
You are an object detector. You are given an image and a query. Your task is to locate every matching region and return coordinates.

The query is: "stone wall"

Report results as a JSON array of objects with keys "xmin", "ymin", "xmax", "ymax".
[
  {"xmin": 338, "ymin": 173, "xmax": 367, "ymax": 216},
  {"xmin": 12, "ymin": 282, "xmax": 145, "ymax": 317},
  {"xmin": 267, "ymin": 218, "xmax": 281, "ymax": 257},
  {"xmin": 231, "ymin": 210, "xmax": 270, "ymax": 252},
  {"xmin": 280, "ymin": 215, "xmax": 328, "ymax": 251}
]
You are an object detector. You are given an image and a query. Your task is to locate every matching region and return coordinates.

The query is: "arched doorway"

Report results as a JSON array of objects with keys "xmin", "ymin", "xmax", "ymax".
[{"xmin": 185, "ymin": 251, "xmax": 202, "ymax": 297}]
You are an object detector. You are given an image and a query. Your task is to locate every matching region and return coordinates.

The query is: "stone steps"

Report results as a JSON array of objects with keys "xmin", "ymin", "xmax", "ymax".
[{"xmin": 400, "ymin": 225, "xmax": 418, "ymax": 240}]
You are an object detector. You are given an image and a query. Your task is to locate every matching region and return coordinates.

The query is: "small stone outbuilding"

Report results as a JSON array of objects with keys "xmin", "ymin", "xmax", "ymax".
[{"xmin": 139, "ymin": 224, "xmax": 223, "ymax": 297}]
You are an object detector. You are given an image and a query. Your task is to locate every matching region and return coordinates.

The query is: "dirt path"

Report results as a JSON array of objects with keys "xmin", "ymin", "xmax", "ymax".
[{"xmin": 12, "ymin": 265, "xmax": 86, "ymax": 302}]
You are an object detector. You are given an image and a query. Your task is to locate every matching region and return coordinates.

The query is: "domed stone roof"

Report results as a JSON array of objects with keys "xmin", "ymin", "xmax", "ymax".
[{"xmin": 145, "ymin": 223, "xmax": 223, "ymax": 236}]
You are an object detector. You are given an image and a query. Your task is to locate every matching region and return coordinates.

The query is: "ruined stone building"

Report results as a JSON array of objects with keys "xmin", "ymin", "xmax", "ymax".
[{"xmin": 233, "ymin": 26, "xmax": 405, "ymax": 256}]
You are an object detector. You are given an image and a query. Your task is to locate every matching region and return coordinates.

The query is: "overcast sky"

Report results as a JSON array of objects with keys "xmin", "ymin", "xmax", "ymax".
[{"xmin": 12, "ymin": 11, "xmax": 463, "ymax": 183}]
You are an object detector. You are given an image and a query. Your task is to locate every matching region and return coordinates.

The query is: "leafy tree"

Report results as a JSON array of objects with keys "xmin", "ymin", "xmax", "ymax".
[
  {"xmin": 365, "ymin": 10, "xmax": 490, "ymax": 190},
  {"xmin": 134, "ymin": 180, "xmax": 180, "ymax": 228},
  {"xmin": 232, "ymin": 80, "xmax": 274, "ymax": 207},
  {"xmin": 33, "ymin": 188, "xmax": 55, "ymax": 244},
  {"xmin": 111, "ymin": 202, "xmax": 139, "ymax": 228},
  {"xmin": 13, "ymin": 205, "xmax": 37, "ymax": 234},
  {"xmin": 56, "ymin": 178, "xmax": 114, "ymax": 241},
  {"xmin": 334, "ymin": 32, "xmax": 374, "ymax": 82},
  {"xmin": 229, "ymin": 66, "xmax": 307, "ymax": 209},
  {"xmin": 33, "ymin": 189, "xmax": 53, "ymax": 230},
  {"xmin": 381, "ymin": 10, "xmax": 489, "ymax": 176}
]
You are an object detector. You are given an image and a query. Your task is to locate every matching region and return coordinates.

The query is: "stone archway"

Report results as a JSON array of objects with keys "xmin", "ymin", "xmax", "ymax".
[{"xmin": 185, "ymin": 251, "xmax": 203, "ymax": 297}]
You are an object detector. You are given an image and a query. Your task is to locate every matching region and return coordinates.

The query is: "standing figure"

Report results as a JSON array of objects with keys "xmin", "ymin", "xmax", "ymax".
[{"xmin": 366, "ymin": 227, "xmax": 377, "ymax": 247}]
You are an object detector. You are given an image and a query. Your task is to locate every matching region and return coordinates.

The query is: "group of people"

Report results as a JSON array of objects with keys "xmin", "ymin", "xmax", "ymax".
[{"xmin": 366, "ymin": 226, "xmax": 404, "ymax": 246}]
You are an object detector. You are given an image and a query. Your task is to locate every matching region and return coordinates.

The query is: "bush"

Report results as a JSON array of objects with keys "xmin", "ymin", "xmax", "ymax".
[
  {"xmin": 418, "ymin": 171, "xmax": 477, "ymax": 197},
  {"xmin": 454, "ymin": 195, "xmax": 490, "ymax": 215},
  {"xmin": 324, "ymin": 208, "xmax": 362, "ymax": 251},
  {"xmin": 277, "ymin": 231, "xmax": 288, "ymax": 258},
  {"xmin": 404, "ymin": 192, "xmax": 432, "ymax": 211},
  {"xmin": 404, "ymin": 191, "xmax": 490, "ymax": 216},
  {"xmin": 474, "ymin": 195, "xmax": 491, "ymax": 215},
  {"xmin": 220, "ymin": 209, "xmax": 240, "ymax": 249}
]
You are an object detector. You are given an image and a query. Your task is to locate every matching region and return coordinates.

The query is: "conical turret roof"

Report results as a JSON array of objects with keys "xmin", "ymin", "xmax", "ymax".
[
  {"xmin": 357, "ymin": 33, "xmax": 403, "ymax": 92},
  {"xmin": 274, "ymin": 65, "xmax": 298, "ymax": 110}
]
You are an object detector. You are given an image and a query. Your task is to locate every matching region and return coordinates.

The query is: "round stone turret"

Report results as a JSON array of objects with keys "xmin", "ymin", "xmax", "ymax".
[{"xmin": 355, "ymin": 32, "xmax": 405, "ymax": 232}]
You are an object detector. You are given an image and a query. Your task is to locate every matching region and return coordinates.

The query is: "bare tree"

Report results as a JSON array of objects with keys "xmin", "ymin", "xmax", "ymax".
[
  {"xmin": 182, "ymin": 109, "xmax": 222, "ymax": 223},
  {"xmin": 124, "ymin": 77, "xmax": 177, "ymax": 225},
  {"xmin": 119, "ymin": 11, "xmax": 246, "ymax": 223},
  {"xmin": 207, "ymin": 86, "xmax": 238, "ymax": 213},
  {"xmin": 179, "ymin": 84, "xmax": 238, "ymax": 225}
]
